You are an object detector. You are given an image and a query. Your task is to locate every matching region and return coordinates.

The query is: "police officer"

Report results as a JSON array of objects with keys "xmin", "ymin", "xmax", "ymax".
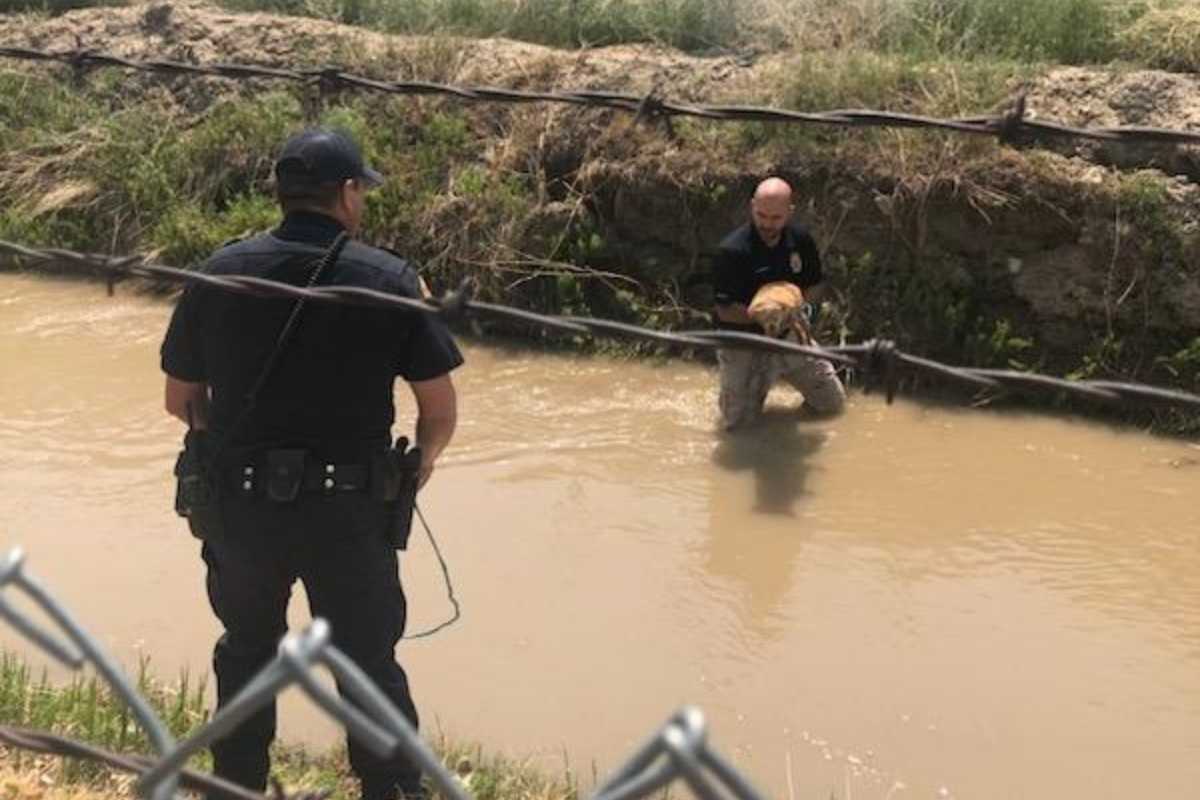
[
  {"xmin": 160, "ymin": 127, "xmax": 462, "ymax": 800},
  {"xmin": 712, "ymin": 177, "xmax": 846, "ymax": 430}
]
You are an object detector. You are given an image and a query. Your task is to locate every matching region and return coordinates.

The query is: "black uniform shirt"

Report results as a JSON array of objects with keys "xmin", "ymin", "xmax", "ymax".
[
  {"xmin": 712, "ymin": 221, "xmax": 823, "ymax": 333},
  {"xmin": 161, "ymin": 211, "xmax": 464, "ymax": 459}
]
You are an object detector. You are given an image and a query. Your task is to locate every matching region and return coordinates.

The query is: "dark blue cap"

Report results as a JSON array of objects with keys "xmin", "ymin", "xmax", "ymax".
[{"xmin": 274, "ymin": 127, "xmax": 383, "ymax": 192}]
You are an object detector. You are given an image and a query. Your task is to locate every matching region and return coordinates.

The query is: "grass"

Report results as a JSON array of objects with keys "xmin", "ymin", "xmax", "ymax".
[
  {"xmin": 4, "ymin": 0, "xmax": 1194, "ymax": 64},
  {"xmin": 1119, "ymin": 4, "xmax": 1200, "ymax": 70},
  {"xmin": 0, "ymin": 650, "xmax": 209, "ymax": 791},
  {"xmin": 197, "ymin": 0, "xmax": 1188, "ymax": 64},
  {"xmin": 0, "ymin": 62, "xmax": 561, "ymax": 305},
  {"xmin": 0, "ymin": 649, "xmax": 576, "ymax": 800},
  {"xmin": 729, "ymin": 50, "xmax": 1034, "ymax": 172}
]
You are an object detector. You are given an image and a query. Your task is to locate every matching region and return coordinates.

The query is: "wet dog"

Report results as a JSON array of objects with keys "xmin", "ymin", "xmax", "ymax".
[{"xmin": 747, "ymin": 281, "xmax": 812, "ymax": 344}]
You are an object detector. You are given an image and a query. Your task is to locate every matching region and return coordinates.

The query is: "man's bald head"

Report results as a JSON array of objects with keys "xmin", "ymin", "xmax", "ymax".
[
  {"xmin": 753, "ymin": 177, "xmax": 793, "ymax": 204},
  {"xmin": 750, "ymin": 177, "xmax": 795, "ymax": 246}
]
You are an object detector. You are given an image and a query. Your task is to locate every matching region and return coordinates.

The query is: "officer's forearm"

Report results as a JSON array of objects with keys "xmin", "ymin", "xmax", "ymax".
[
  {"xmin": 408, "ymin": 374, "xmax": 456, "ymax": 489},
  {"xmin": 415, "ymin": 413, "xmax": 456, "ymax": 467}
]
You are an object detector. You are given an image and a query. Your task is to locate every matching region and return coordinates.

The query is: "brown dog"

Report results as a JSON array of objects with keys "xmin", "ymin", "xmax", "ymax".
[{"xmin": 747, "ymin": 281, "xmax": 813, "ymax": 344}]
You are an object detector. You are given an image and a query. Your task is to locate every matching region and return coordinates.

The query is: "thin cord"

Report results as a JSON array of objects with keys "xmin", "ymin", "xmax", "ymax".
[{"xmin": 401, "ymin": 503, "xmax": 462, "ymax": 640}]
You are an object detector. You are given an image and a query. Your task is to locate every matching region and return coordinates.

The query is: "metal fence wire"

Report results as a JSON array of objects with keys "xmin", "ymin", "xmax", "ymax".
[
  {"xmin": 3, "ymin": 239, "xmax": 1200, "ymax": 414},
  {"xmin": 0, "ymin": 547, "xmax": 764, "ymax": 800},
  {"xmin": 3, "ymin": 46, "xmax": 1200, "ymax": 147}
]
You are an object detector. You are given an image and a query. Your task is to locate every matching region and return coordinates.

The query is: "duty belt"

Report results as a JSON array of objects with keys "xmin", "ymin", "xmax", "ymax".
[{"xmin": 230, "ymin": 454, "xmax": 371, "ymax": 499}]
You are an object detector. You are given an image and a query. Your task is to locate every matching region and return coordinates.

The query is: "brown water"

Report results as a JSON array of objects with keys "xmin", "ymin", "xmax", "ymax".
[{"xmin": 2, "ymin": 272, "xmax": 1199, "ymax": 799}]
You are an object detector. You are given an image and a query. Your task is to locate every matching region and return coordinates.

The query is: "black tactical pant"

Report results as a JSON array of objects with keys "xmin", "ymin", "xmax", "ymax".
[{"xmin": 200, "ymin": 492, "xmax": 421, "ymax": 800}]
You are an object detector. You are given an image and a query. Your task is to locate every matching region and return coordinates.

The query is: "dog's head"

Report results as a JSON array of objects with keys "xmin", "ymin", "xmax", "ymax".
[{"xmin": 748, "ymin": 281, "xmax": 811, "ymax": 343}]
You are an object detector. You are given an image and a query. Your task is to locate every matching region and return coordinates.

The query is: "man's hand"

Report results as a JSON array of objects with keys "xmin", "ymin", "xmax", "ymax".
[
  {"xmin": 417, "ymin": 460, "xmax": 435, "ymax": 490},
  {"xmin": 715, "ymin": 303, "xmax": 754, "ymax": 325}
]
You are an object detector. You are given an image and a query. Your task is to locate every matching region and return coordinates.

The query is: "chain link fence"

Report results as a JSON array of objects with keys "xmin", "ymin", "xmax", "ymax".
[{"xmin": 0, "ymin": 547, "xmax": 764, "ymax": 800}]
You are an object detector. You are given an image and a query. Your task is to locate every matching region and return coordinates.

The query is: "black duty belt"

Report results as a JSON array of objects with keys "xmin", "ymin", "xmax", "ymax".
[{"xmin": 230, "ymin": 453, "xmax": 371, "ymax": 500}]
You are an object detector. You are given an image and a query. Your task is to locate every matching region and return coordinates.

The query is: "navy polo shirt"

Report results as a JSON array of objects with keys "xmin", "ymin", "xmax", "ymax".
[
  {"xmin": 712, "ymin": 221, "xmax": 823, "ymax": 333},
  {"xmin": 161, "ymin": 211, "xmax": 464, "ymax": 458}
]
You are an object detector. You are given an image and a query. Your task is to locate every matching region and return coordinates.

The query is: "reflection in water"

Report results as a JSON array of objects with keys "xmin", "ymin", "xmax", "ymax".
[
  {"xmin": 704, "ymin": 411, "xmax": 827, "ymax": 643},
  {"xmin": 711, "ymin": 410, "xmax": 825, "ymax": 514},
  {"xmin": 2, "ymin": 273, "xmax": 1200, "ymax": 800}
]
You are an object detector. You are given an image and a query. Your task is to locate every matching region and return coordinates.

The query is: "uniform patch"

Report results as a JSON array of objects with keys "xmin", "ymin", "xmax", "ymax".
[{"xmin": 790, "ymin": 252, "xmax": 803, "ymax": 274}]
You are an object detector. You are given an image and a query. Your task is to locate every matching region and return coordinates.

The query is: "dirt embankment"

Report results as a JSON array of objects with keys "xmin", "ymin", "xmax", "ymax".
[{"xmin": 3, "ymin": 1, "xmax": 1199, "ymax": 405}]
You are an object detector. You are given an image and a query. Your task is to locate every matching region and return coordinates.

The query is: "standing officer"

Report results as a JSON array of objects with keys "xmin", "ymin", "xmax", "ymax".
[
  {"xmin": 712, "ymin": 176, "xmax": 845, "ymax": 430},
  {"xmin": 160, "ymin": 127, "xmax": 462, "ymax": 800}
]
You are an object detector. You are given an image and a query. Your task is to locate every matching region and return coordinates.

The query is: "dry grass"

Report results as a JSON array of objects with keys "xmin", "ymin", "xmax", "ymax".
[
  {"xmin": 1119, "ymin": 6, "xmax": 1200, "ymax": 71},
  {"xmin": 739, "ymin": 0, "xmax": 908, "ymax": 51},
  {"xmin": 0, "ymin": 764, "xmax": 127, "ymax": 800}
]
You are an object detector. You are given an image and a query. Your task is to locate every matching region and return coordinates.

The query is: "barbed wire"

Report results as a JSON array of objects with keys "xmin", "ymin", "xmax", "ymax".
[
  {"xmin": 0, "ymin": 546, "xmax": 764, "ymax": 800},
  {"xmin": 3, "ymin": 238, "xmax": 1199, "ymax": 414},
  {"xmin": 3, "ymin": 45, "xmax": 1200, "ymax": 146}
]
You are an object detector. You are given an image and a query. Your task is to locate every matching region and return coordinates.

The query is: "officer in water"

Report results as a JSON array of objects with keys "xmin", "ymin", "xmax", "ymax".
[{"xmin": 712, "ymin": 176, "xmax": 846, "ymax": 429}]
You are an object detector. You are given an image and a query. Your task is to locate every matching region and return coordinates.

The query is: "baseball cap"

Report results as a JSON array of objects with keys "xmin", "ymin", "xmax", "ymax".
[{"xmin": 274, "ymin": 127, "xmax": 383, "ymax": 192}]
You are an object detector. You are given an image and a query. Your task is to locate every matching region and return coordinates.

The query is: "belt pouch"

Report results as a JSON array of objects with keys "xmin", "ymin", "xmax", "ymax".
[
  {"xmin": 173, "ymin": 432, "xmax": 224, "ymax": 540},
  {"xmin": 174, "ymin": 448, "xmax": 208, "ymax": 518},
  {"xmin": 266, "ymin": 448, "xmax": 307, "ymax": 503}
]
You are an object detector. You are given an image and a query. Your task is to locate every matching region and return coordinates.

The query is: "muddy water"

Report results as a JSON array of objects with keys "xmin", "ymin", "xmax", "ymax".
[{"xmin": 1, "ymin": 272, "xmax": 1199, "ymax": 799}]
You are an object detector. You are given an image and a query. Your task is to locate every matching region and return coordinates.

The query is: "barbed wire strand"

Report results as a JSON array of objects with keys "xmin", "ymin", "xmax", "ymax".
[
  {"xmin": 3, "ymin": 46, "xmax": 1200, "ymax": 146},
  {"xmin": 0, "ymin": 547, "xmax": 767, "ymax": 800},
  {"xmin": 3, "ymin": 239, "xmax": 1198, "ymax": 414}
]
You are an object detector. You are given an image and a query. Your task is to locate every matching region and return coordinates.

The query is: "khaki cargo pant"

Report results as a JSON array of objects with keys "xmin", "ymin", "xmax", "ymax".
[{"xmin": 717, "ymin": 349, "xmax": 846, "ymax": 429}]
